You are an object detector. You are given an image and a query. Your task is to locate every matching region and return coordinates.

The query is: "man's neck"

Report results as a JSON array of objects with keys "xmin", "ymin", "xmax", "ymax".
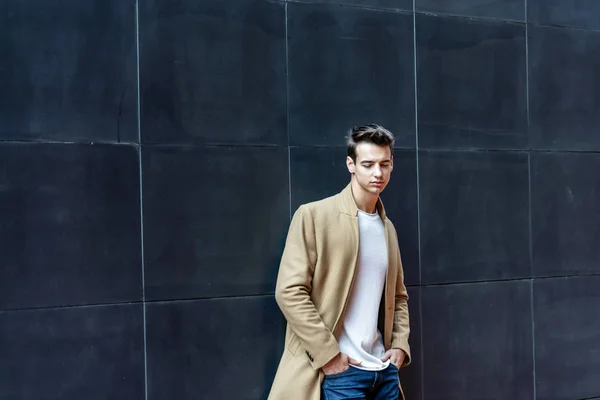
[{"xmin": 350, "ymin": 178, "xmax": 379, "ymax": 214}]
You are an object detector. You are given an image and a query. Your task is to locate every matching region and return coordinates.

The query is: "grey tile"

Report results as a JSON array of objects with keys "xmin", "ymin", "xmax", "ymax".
[
  {"xmin": 288, "ymin": 3, "xmax": 415, "ymax": 148},
  {"xmin": 419, "ymin": 151, "xmax": 530, "ymax": 284},
  {"xmin": 0, "ymin": 304, "xmax": 145, "ymax": 400},
  {"xmin": 146, "ymin": 296, "xmax": 285, "ymax": 400},
  {"xmin": 0, "ymin": 143, "xmax": 142, "ymax": 310},
  {"xmin": 528, "ymin": 0, "xmax": 600, "ymax": 30},
  {"xmin": 529, "ymin": 25, "xmax": 600, "ymax": 151},
  {"xmin": 288, "ymin": 0, "xmax": 412, "ymax": 12},
  {"xmin": 422, "ymin": 281, "xmax": 534, "ymax": 400},
  {"xmin": 142, "ymin": 145, "xmax": 290, "ymax": 300},
  {"xmin": 399, "ymin": 287, "xmax": 423, "ymax": 400},
  {"xmin": 416, "ymin": 15, "xmax": 527, "ymax": 150},
  {"xmin": 0, "ymin": 0, "xmax": 137, "ymax": 143},
  {"xmin": 289, "ymin": 147, "xmax": 420, "ymax": 285},
  {"xmin": 416, "ymin": 0, "xmax": 525, "ymax": 21},
  {"xmin": 531, "ymin": 153, "xmax": 600, "ymax": 277},
  {"xmin": 139, "ymin": 0, "xmax": 287, "ymax": 145},
  {"xmin": 534, "ymin": 276, "xmax": 600, "ymax": 400}
]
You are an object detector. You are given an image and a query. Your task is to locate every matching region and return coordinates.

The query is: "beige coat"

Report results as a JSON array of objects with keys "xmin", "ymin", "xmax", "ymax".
[{"xmin": 268, "ymin": 184, "xmax": 411, "ymax": 400}]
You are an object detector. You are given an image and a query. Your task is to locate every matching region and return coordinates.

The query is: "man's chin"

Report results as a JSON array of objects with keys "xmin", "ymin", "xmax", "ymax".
[{"xmin": 365, "ymin": 185, "xmax": 385, "ymax": 194}]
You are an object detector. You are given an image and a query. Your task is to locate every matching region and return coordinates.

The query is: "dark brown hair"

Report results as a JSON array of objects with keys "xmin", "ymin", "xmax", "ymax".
[{"xmin": 346, "ymin": 124, "xmax": 395, "ymax": 162}]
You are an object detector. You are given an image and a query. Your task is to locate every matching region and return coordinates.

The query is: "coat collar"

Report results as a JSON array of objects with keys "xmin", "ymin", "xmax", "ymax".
[{"xmin": 339, "ymin": 183, "xmax": 387, "ymax": 220}]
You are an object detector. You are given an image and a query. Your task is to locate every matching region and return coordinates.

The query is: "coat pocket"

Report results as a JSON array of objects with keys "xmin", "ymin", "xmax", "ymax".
[{"xmin": 286, "ymin": 330, "xmax": 302, "ymax": 356}]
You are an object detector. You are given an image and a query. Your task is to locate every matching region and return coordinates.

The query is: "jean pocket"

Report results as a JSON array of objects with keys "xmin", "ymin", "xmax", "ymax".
[{"xmin": 324, "ymin": 367, "xmax": 353, "ymax": 379}]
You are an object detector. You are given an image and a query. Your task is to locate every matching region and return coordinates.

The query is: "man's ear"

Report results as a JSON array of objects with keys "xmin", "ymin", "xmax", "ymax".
[{"xmin": 346, "ymin": 156, "xmax": 355, "ymax": 174}]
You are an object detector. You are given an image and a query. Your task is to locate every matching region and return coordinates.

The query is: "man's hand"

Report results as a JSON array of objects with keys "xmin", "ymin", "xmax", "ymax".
[
  {"xmin": 322, "ymin": 352, "xmax": 362, "ymax": 376},
  {"xmin": 381, "ymin": 348, "xmax": 406, "ymax": 369}
]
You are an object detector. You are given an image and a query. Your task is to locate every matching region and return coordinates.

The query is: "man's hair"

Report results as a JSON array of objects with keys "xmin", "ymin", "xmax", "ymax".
[{"xmin": 346, "ymin": 124, "xmax": 395, "ymax": 162}]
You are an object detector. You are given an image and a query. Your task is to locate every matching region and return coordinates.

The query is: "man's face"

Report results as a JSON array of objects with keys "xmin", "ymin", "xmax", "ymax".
[{"xmin": 346, "ymin": 142, "xmax": 393, "ymax": 196}]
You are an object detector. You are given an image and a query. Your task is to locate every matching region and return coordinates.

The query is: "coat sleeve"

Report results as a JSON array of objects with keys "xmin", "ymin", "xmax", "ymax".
[
  {"xmin": 391, "ymin": 228, "xmax": 412, "ymax": 367},
  {"xmin": 275, "ymin": 205, "xmax": 340, "ymax": 370}
]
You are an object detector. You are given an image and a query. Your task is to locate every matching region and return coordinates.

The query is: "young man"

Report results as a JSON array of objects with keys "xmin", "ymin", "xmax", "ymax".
[{"xmin": 268, "ymin": 124, "xmax": 411, "ymax": 400}]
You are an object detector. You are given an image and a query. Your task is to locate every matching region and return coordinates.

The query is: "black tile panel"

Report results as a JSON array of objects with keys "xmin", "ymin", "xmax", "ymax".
[
  {"xmin": 290, "ymin": 146, "xmax": 349, "ymax": 211},
  {"xmin": 146, "ymin": 296, "xmax": 285, "ymax": 400},
  {"xmin": 0, "ymin": 304, "xmax": 145, "ymax": 400},
  {"xmin": 422, "ymin": 281, "xmax": 534, "ymax": 400},
  {"xmin": 142, "ymin": 145, "xmax": 290, "ymax": 300},
  {"xmin": 0, "ymin": 143, "xmax": 142, "ymax": 310},
  {"xmin": 531, "ymin": 153, "xmax": 600, "ymax": 277},
  {"xmin": 416, "ymin": 15, "xmax": 527, "ymax": 150},
  {"xmin": 288, "ymin": 3, "xmax": 415, "ymax": 148},
  {"xmin": 0, "ymin": 0, "xmax": 137, "ymax": 143},
  {"xmin": 528, "ymin": 0, "xmax": 600, "ymax": 30},
  {"xmin": 289, "ymin": 147, "xmax": 420, "ymax": 285},
  {"xmin": 534, "ymin": 276, "xmax": 600, "ymax": 400},
  {"xmin": 419, "ymin": 151, "xmax": 530, "ymax": 284},
  {"xmin": 528, "ymin": 25, "xmax": 600, "ymax": 151},
  {"xmin": 139, "ymin": 0, "xmax": 287, "ymax": 145},
  {"xmin": 416, "ymin": 0, "xmax": 525, "ymax": 21}
]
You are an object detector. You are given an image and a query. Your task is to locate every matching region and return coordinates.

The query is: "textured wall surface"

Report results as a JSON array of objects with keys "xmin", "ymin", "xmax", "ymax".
[{"xmin": 1, "ymin": 1, "xmax": 599, "ymax": 399}]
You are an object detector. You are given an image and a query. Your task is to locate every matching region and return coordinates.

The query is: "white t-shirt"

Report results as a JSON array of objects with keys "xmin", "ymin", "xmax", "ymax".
[{"xmin": 338, "ymin": 209, "xmax": 390, "ymax": 371}]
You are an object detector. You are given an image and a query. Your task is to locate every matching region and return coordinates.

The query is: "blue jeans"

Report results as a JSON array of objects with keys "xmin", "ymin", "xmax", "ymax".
[{"xmin": 321, "ymin": 364, "xmax": 400, "ymax": 400}]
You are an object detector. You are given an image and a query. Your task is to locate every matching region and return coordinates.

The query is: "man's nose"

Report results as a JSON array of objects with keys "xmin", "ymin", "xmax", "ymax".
[{"xmin": 374, "ymin": 166, "xmax": 383, "ymax": 177}]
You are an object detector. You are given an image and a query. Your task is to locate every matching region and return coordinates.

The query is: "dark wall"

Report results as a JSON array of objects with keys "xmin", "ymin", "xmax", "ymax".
[{"xmin": 1, "ymin": 1, "xmax": 599, "ymax": 399}]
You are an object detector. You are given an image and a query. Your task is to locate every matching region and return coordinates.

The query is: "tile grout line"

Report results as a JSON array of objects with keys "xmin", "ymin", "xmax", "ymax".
[
  {"xmin": 525, "ymin": 0, "xmax": 531, "ymax": 148},
  {"xmin": 418, "ymin": 272, "xmax": 600, "ymax": 287},
  {"xmin": 527, "ymin": 129, "xmax": 538, "ymax": 398},
  {"xmin": 2, "ymin": 137, "xmax": 599, "ymax": 155},
  {"xmin": 288, "ymin": 145, "xmax": 599, "ymax": 154},
  {"xmin": 0, "ymin": 293, "xmax": 280, "ymax": 314},
  {"xmin": 525, "ymin": 1, "xmax": 537, "ymax": 396},
  {"xmin": 286, "ymin": 0, "xmax": 412, "ymax": 14},
  {"xmin": 529, "ymin": 20, "xmax": 600, "ymax": 33},
  {"xmin": 412, "ymin": 3, "xmax": 425, "ymax": 400},
  {"xmin": 285, "ymin": 2, "xmax": 292, "ymax": 221},
  {"xmin": 529, "ymin": 156, "xmax": 537, "ymax": 400},
  {"xmin": 413, "ymin": 2, "xmax": 421, "ymax": 292},
  {"xmin": 135, "ymin": 2, "xmax": 149, "ymax": 400},
  {"xmin": 530, "ymin": 278, "xmax": 537, "ymax": 400},
  {"xmin": 136, "ymin": 0, "xmax": 142, "ymax": 148}
]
